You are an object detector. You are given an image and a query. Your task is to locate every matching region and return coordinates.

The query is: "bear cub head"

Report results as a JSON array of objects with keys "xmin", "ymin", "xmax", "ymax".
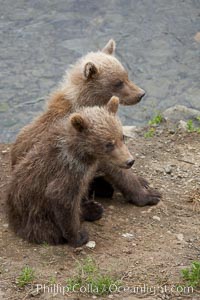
[
  {"xmin": 68, "ymin": 96, "xmax": 134, "ymax": 169},
  {"xmin": 61, "ymin": 39, "xmax": 145, "ymax": 107}
]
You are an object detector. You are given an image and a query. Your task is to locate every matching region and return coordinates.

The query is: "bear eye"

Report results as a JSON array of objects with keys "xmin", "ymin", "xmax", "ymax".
[
  {"xmin": 114, "ymin": 80, "xmax": 124, "ymax": 89},
  {"xmin": 122, "ymin": 134, "xmax": 127, "ymax": 143},
  {"xmin": 105, "ymin": 142, "xmax": 115, "ymax": 152}
]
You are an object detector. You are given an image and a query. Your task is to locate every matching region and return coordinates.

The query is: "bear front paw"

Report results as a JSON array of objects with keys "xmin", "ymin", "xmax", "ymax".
[
  {"xmin": 70, "ymin": 229, "xmax": 89, "ymax": 247},
  {"xmin": 127, "ymin": 188, "xmax": 162, "ymax": 207},
  {"xmin": 81, "ymin": 200, "xmax": 104, "ymax": 222}
]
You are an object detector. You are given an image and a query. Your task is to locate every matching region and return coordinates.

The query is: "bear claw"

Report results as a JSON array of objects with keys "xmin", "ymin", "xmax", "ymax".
[{"xmin": 137, "ymin": 176, "xmax": 150, "ymax": 189}]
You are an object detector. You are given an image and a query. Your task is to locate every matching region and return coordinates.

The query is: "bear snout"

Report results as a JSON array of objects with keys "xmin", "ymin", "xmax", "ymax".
[
  {"xmin": 125, "ymin": 158, "xmax": 135, "ymax": 168},
  {"xmin": 137, "ymin": 90, "xmax": 146, "ymax": 102},
  {"xmin": 118, "ymin": 157, "xmax": 135, "ymax": 169}
]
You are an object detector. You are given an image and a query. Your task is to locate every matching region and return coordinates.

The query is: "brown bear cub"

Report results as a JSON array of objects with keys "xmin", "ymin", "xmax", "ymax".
[
  {"xmin": 7, "ymin": 97, "xmax": 134, "ymax": 247},
  {"xmin": 11, "ymin": 39, "xmax": 161, "ymax": 214}
]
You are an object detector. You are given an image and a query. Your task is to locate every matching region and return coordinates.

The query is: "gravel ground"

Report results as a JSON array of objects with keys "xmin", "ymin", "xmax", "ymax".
[{"xmin": 0, "ymin": 125, "xmax": 200, "ymax": 299}]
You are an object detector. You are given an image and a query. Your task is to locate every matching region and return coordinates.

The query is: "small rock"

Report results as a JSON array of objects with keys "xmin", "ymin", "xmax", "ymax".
[
  {"xmin": 169, "ymin": 129, "xmax": 175, "ymax": 134},
  {"xmin": 86, "ymin": 241, "xmax": 96, "ymax": 249},
  {"xmin": 163, "ymin": 105, "xmax": 200, "ymax": 123},
  {"xmin": 30, "ymin": 289, "xmax": 42, "ymax": 297},
  {"xmin": 2, "ymin": 224, "xmax": 8, "ymax": 228},
  {"xmin": 152, "ymin": 216, "xmax": 161, "ymax": 221},
  {"xmin": 73, "ymin": 247, "xmax": 83, "ymax": 254},
  {"xmin": 164, "ymin": 166, "xmax": 172, "ymax": 174},
  {"xmin": 1, "ymin": 150, "xmax": 8, "ymax": 154},
  {"xmin": 178, "ymin": 120, "xmax": 187, "ymax": 131},
  {"xmin": 188, "ymin": 238, "xmax": 194, "ymax": 243},
  {"xmin": 176, "ymin": 233, "xmax": 184, "ymax": 241},
  {"xmin": 109, "ymin": 205, "xmax": 115, "ymax": 210},
  {"xmin": 122, "ymin": 249, "xmax": 132, "ymax": 254},
  {"xmin": 155, "ymin": 167, "xmax": 163, "ymax": 173},
  {"xmin": 122, "ymin": 233, "xmax": 134, "ymax": 239}
]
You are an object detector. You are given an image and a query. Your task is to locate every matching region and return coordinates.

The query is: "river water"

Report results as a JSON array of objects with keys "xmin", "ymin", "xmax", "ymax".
[{"xmin": 0, "ymin": 0, "xmax": 199, "ymax": 142}]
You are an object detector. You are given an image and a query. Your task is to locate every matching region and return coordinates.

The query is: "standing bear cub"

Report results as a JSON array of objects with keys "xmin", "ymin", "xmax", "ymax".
[
  {"xmin": 11, "ymin": 39, "xmax": 161, "ymax": 214},
  {"xmin": 7, "ymin": 97, "xmax": 134, "ymax": 247}
]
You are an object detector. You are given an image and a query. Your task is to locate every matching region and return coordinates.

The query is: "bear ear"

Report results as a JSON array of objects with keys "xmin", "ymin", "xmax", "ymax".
[
  {"xmin": 102, "ymin": 39, "xmax": 116, "ymax": 55},
  {"xmin": 107, "ymin": 96, "xmax": 119, "ymax": 114},
  {"xmin": 83, "ymin": 62, "xmax": 98, "ymax": 80},
  {"xmin": 70, "ymin": 113, "xmax": 88, "ymax": 132}
]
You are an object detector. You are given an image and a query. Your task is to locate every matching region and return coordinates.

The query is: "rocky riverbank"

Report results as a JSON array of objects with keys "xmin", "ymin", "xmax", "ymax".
[{"xmin": 1, "ymin": 0, "xmax": 200, "ymax": 142}]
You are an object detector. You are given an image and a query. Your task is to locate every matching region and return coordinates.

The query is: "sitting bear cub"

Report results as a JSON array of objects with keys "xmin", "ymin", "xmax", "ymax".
[{"xmin": 7, "ymin": 97, "xmax": 134, "ymax": 247}]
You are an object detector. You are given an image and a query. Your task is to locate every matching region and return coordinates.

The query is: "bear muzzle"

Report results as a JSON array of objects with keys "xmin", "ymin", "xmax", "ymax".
[
  {"xmin": 125, "ymin": 158, "xmax": 135, "ymax": 168},
  {"xmin": 137, "ymin": 89, "xmax": 145, "ymax": 101}
]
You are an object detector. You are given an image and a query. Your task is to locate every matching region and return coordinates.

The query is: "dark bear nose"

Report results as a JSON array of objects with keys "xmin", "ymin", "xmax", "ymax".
[
  {"xmin": 126, "ymin": 159, "xmax": 135, "ymax": 168},
  {"xmin": 137, "ymin": 91, "xmax": 145, "ymax": 103},
  {"xmin": 140, "ymin": 91, "xmax": 145, "ymax": 98},
  {"xmin": 139, "ymin": 91, "xmax": 145, "ymax": 99}
]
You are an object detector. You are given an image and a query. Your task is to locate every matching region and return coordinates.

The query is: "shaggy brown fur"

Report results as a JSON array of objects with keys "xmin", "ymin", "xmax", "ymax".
[
  {"xmin": 11, "ymin": 39, "xmax": 161, "ymax": 211},
  {"xmin": 7, "ymin": 97, "xmax": 134, "ymax": 246}
]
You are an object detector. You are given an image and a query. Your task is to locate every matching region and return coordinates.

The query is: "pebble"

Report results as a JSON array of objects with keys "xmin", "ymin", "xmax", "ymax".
[
  {"xmin": 188, "ymin": 238, "xmax": 194, "ymax": 243},
  {"xmin": 122, "ymin": 233, "xmax": 134, "ymax": 239},
  {"xmin": 178, "ymin": 120, "xmax": 188, "ymax": 131},
  {"xmin": 73, "ymin": 247, "xmax": 83, "ymax": 254},
  {"xmin": 163, "ymin": 106, "xmax": 200, "ymax": 124},
  {"xmin": 169, "ymin": 129, "xmax": 175, "ymax": 134},
  {"xmin": 152, "ymin": 216, "xmax": 161, "ymax": 221},
  {"xmin": 86, "ymin": 241, "xmax": 96, "ymax": 249},
  {"xmin": 122, "ymin": 249, "xmax": 132, "ymax": 254},
  {"xmin": 164, "ymin": 166, "xmax": 172, "ymax": 174},
  {"xmin": 29, "ymin": 289, "xmax": 40, "ymax": 297},
  {"xmin": 2, "ymin": 224, "xmax": 8, "ymax": 228},
  {"xmin": 176, "ymin": 233, "xmax": 184, "ymax": 241},
  {"xmin": 109, "ymin": 205, "xmax": 115, "ymax": 210},
  {"xmin": 1, "ymin": 150, "xmax": 8, "ymax": 154}
]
